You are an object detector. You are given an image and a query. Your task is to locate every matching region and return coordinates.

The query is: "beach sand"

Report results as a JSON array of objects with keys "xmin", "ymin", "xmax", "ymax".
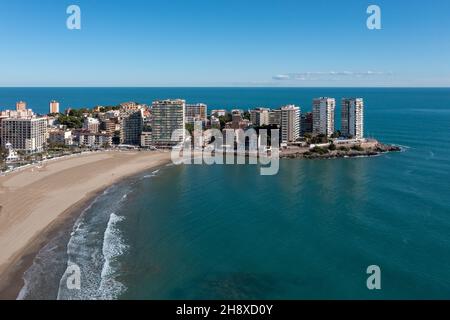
[{"xmin": 0, "ymin": 150, "xmax": 171, "ymax": 299}]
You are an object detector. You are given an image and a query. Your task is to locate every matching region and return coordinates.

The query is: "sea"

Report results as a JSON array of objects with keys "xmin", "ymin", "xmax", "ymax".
[{"xmin": 1, "ymin": 87, "xmax": 450, "ymax": 299}]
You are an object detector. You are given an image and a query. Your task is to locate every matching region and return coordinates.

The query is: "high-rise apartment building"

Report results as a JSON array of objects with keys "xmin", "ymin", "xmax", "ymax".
[
  {"xmin": 120, "ymin": 110, "xmax": 144, "ymax": 145},
  {"xmin": 268, "ymin": 109, "xmax": 281, "ymax": 126},
  {"xmin": 280, "ymin": 105, "xmax": 300, "ymax": 143},
  {"xmin": 301, "ymin": 112, "xmax": 313, "ymax": 135},
  {"xmin": 185, "ymin": 103, "xmax": 207, "ymax": 126},
  {"xmin": 16, "ymin": 101, "xmax": 27, "ymax": 111},
  {"xmin": 49, "ymin": 100, "xmax": 60, "ymax": 114},
  {"xmin": 313, "ymin": 97, "xmax": 335, "ymax": 137},
  {"xmin": 0, "ymin": 117, "xmax": 47, "ymax": 153},
  {"xmin": 151, "ymin": 99, "xmax": 185, "ymax": 146},
  {"xmin": 341, "ymin": 98, "xmax": 364, "ymax": 139},
  {"xmin": 250, "ymin": 108, "xmax": 270, "ymax": 127}
]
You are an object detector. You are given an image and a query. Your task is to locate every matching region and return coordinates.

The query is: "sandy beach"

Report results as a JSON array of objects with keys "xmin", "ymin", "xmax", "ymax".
[{"xmin": 0, "ymin": 150, "xmax": 171, "ymax": 299}]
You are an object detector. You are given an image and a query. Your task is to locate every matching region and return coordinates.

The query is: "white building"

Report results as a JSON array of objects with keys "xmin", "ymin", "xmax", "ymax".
[
  {"xmin": 83, "ymin": 117, "xmax": 100, "ymax": 133},
  {"xmin": 313, "ymin": 97, "xmax": 335, "ymax": 137},
  {"xmin": 341, "ymin": 98, "xmax": 364, "ymax": 139},
  {"xmin": 140, "ymin": 131, "xmax": 153, "ymax": 147},
  {"xmin": 210, "ymin": 109, "xmax": 227, "ymax": 117},
  {"xmin": 151, "ymin": 99, "xmax": 185, "ymax": 146},
  {"xmin": 280, "ymin": 105, "xmax": 300, "ymax": 143},
  {"xmin": 48, "ymin": 129, "xmax": 73, "ymax": 146},
  {"xmin": 0, "ymin": 117, "xmax": 47, "ymax": 153},
  {"xmin": 77, "ymin": 132, "xmax": 112, "ymax": 148}
]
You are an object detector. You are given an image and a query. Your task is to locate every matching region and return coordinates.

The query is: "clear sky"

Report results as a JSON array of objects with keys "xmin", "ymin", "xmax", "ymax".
[{"xmin": 1, "ymin": 0, "xmax": 449, "ymax": 87}]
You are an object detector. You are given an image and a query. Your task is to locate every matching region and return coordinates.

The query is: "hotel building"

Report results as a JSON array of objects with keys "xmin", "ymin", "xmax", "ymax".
[
  {"xmin": 0, "ymin": 117, "xmax": 47, "ymax": 153},
  {"xmin": 313, "ymin": 97, "xmax": 335, "ymax": 137},
  {"xmin": 280, "ymin": 105, "xmax": 300, "ymax": 143},
  {"xmin": 151, "ymin": 99, "xmax": 185, "ymax": 146},
  {"xmin": 341, "ymin": 98, "xmax": 364, "ymax": 139}
]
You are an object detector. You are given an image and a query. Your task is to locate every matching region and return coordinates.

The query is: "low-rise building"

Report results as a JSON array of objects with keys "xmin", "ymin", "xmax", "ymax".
[
  {"xmin": 83, "ymin": 117, "xmax": 100, "ymax": 133},
  {"xmin": 48, "ymin": 129, "xmax": 73, "ymax": 146},
  {"xmin": 140, "ymin": 131, "xmax": 153, "ymax": 147},
  {"xmin": 76, "ymin": 131, "xmax": 112, "ymax": 148}
]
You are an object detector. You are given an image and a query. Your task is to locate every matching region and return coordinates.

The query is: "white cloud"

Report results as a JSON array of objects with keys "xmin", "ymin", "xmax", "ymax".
[{"xmin": 272, "ymin": 71, "xmax": 393, "ymax": 81}]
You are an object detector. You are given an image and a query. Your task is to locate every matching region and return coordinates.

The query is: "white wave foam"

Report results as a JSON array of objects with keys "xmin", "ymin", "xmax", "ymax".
[
  {"xmin": 98, "ymin": 213, "xmax": 128, "ymax": 299},
  {"xmin": 56, "ymin": 186, "xmax": 130, "ymax": 300}
]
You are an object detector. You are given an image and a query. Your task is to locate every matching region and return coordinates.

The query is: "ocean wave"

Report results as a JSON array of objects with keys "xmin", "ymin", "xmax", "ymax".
[
  {"xmin": 56, "ymin": 186, "xmax": 131, "ymax": 300},
  {"xmin": 98, "ymin": 213, "xmax": 128, "ymax": 299},
  {"xmin": 142, "ymin": 168, "xmax": 161, "ymax": 179}
]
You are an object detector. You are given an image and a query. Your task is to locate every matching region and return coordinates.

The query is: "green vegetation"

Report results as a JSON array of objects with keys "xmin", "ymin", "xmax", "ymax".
[
  {"xmin": 339, "ymin": 146, "xmax": 350, "ymax": 152},
  {"xmin": 328, "ymin": 143, "xmax": 337, "ymax": 151},
  {"xmin": 218, "ymin": 113, "xmax": 232, "ymax": 129},
  {"xmin": 185, "ymin": 123, "xmax": 194, "ymax": 135},
  {"xmin": 68, "ymin": 109, "xmax": 89, "ymax": 117},
  {"xmin": 310, "ymin": 134, "xmax": 328, "ymax": 144},
  {"xmin": 242, "ymin": 111, "xmax": 251, "ymax": 121},
  {"xmin": 97, "ymin": 106, "xmax": 121, "ymax": 112},
  {"xmin": 330, "ymin": 130, "xmax": 341, "ymax": 139},
  {"xmin": 58, "ymin": 114, "xmax": 83, "ymax": 129},
  {"xmin": 351, "ymin": 145, "xmax": 364, "ymax": 152},
  {"xmin": 311, "ymin": 146, "xmax": 329, "ymax": 155}
]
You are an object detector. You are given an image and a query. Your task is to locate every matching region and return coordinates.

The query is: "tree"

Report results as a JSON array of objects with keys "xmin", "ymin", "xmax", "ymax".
[
  {"xmin": 311, "ymin": 146, "xmax": 329, "ymax": 154},
  {"xmin": 328, "ymin": 143, "xmax": 337, "ymax": 151},
  {"xmin": 58, "ymin": 114, "xmax": 83, "ymax": 129},
  {"xmin": 0, "ymin": 147, "xmax": 7, "ymax": 162},
  {"xmin": 185, "ymin": 123, "xmax": 194, "ymax": 135},
  {"xmin": 311, "ymin": 134, "xmax": 328, "ymax": 144},
  {"xmin": 218, "ymin": 114, "xmax": 232, "ymax": 129},
  {"xmin": 331, "ymin": 130, "xmax": 341, "ymax": 139}
]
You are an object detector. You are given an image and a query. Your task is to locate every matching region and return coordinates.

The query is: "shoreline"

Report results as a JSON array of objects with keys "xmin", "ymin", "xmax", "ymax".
[
  {"xmin": 279, "ymin": 141, "xmax": 402, "ymax": 160},
  {"xmin": 0, "ymin": 143, "xmax": 400, "ymax": 300},
  {"xmin": 0, "ymin": 151, "xmax": 171, "ymax": 299}
]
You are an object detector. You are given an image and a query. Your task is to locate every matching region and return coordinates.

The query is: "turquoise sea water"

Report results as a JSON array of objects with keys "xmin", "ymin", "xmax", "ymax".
[{"xmin": 11, "ymin": 88, "xmax": 450, "ymax": 299}]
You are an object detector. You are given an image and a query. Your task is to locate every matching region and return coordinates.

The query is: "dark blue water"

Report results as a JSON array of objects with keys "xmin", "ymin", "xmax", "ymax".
[{"xmin": 15, "ymin": 87, "xmax": 450, "ymax": 299}]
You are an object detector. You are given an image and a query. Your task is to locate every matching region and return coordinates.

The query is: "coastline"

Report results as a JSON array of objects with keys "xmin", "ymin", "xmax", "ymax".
[
  {"xmin": 0, "ymin": 150, "xmax": 171, "ymax": 299},
  {"xmin": 279, "ymin": 141, "xmax": 402, "ymax": 160},
  {"xmin": 0, "ymin": 143, "xmax": 400, "ymax": 300}
]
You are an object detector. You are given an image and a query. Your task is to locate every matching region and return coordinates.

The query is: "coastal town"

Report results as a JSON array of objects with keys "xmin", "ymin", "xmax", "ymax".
[{"xmin": 0, "ymin": 97, "xmax": 399, "ymax": 171}]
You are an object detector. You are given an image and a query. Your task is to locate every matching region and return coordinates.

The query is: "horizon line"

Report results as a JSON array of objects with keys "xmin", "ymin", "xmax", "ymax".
[{"xmin": 1, "ymin": 86, "xmax": 450, "ymax": 89}]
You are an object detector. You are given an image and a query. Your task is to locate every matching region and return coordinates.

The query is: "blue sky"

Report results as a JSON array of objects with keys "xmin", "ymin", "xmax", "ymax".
[{"xmin": 0, "ymin": 0, "xmax": 449, "ymax": 87}]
